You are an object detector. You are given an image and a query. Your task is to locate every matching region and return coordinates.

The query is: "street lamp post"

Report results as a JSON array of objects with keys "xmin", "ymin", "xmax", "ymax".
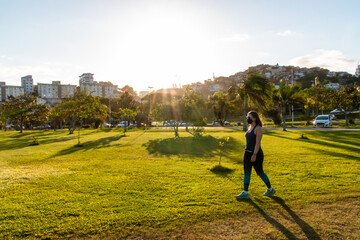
[
  {"xmin": 108, "ymin": 98, "xmax": 112, "ymax": 126},
  {"xmin": 148, "ymin": 86, "xmax": 153, "ymax": 127}
]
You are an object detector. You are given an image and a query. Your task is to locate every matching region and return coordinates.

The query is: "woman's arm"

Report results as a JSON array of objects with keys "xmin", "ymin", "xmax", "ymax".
[{"xmin": 250, "ymin": 126, "xmax": 263, "ymax": 162}]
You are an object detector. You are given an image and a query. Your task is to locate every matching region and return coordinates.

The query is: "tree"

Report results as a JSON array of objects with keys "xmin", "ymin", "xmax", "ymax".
[
  {"xmin": 297, "ymin": 69, "xmax": 329, "ymax": 89},
  {"xmin": 27, "ymin": 104, "xmax": 50, "ymax": 129},
  {"xmin": 303, "ymin": 92, "xmax": 316, "ymax": 125},
  {"xmin": 48, "ymin": 106, "xmax": 64, "ymax": 130},
  {"xmin": 1, "ymin": 94, "xmax": 47, "ymax": 133},
  {"xmin": 152, "ymin": 99, "xmax": 184, "ymax": 137},
  {"xmin": 238, "ymin": 71, "xmax": 272, "ymax": 131},
  {"xmin": 209, "ymin": 91, "xmax": 230, "ymax": 126},
  {"xmin": 327, "ymin": 87, "xmax": 357, "ymax": 126},
  {"xmin": 273, "ymin": 81, "xmax": 304, "ymax": 131},
  {"xmin": 116, "ymin": 108, "xmax": 137, "ymax": 135},
  {"xmin": 120, "ymin": 85, "xmax": 138, "ymax": 98},
  {"xmin": 182, "ymin": 88, "xmax": 206, "ymax": 131},
  {"xmin": 55, "ymin": 90, "xmax": 108, "ymax": 145},
  {"xmin": 119, "ymin": 91, "xmax": 137, "ymax": 110}
]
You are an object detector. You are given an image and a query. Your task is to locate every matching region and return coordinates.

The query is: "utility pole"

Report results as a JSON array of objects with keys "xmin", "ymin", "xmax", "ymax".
[
  {"xmin": 315, "ymin": 76, "xmax": 319, "ymax": 116},
  {"xmin": 291, "ymin": 68, "xmax": 294, "ymax": 127},
  {"xmin": 243, "ymin": 68, "xmax": 248, "ymax": 131}
]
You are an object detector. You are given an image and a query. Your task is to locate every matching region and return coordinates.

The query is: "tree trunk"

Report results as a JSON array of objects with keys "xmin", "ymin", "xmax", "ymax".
[
  {"xmin": 77, "ymin": 121, "xmax": 82, "ymax": 145},
  {"xmin": 291, "ymin": 105, "xmax": 294, "ymax": 127},
  {"xmin": 20, "ymin": 117, "xmax": 23, "ymax": 133},
  {"xmin": 69, "ymin": 121, "xmax": 75, "ymax": 134},
  {"xmin": 282, "ymin": 105, "xmax": 287, "ymax": 131},
  {"xmin": 243, "ymin": 94, "xmax": 247, "ymax": 131},
  {"xmin": 173, "ymin": 122, "xmax": 179, "ymax": 137},
  {"xmin": 185, "ymin": 122, "xmax": 188, "ymax": 132},
  {"xmin": 345, "ymin": 112, "xmax": 349, "ymax": 126},
  {"xmin": 4, "ymin": 118, "xmax": 7, "ymax": 132},
  {"xmin": 77, "ymin": 126, "xmax": 80, "ymax": 145},
  {"xmin": 306, "ymin": 107, "xmax": 310, "ymax": 125}
]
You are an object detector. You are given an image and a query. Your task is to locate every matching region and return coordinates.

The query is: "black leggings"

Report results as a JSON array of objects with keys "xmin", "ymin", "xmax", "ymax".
[{"xmin": 243, "ymin": 149, "xmax": 271, "ymax": 191}]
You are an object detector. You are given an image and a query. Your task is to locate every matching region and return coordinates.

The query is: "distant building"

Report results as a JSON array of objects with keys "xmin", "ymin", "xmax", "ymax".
[
  {"xmin": 138, "ymin": 91, "xmax": 149, "ymax": 98},
  {"xmin": 327, "ymin": 71, "xmax": 336, "ymax": 78},
  {"xmin": 61, "ymin": 84, "xmax": 77, "ymax": 98},
  {"xmin": 21, "ymin": 75, "xmax": 34, "ymax": 93},
  {"xmin": 209, "ymin": 84, "xmax": 221, "ymax": 92},
  {"xmin": 0, "ymin": 84, "xmax": 25, "ymax": 101},
  {"xmin": 324, "ymin": 83, "xmax": 340, "ymax": 89},
  {"xmin": 355, "ymin": 65, "xmax": 360, "ymax": 77},
  {"xmin": 337, "ymin": 72, "xmax": 348, "ymax": 77},
  {"xmin": 294, "ymin": 72, "xmax": 305, "ymax": 78},
  {"xmin": 79, "ymin": 73, "xmax": 118, "ymax": 97},
  {"xmin": 38, "ymin": 81, "xmax": 77, "ymax": 99},
  {"xmin": 79, "ymin": 73, "xmax": 94, "ymax": 85}
]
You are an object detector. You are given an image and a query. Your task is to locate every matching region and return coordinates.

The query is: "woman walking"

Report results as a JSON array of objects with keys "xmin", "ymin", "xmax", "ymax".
[{"xmin": 236, "ymin": 111, "xmax": 275, "ymax": 199}]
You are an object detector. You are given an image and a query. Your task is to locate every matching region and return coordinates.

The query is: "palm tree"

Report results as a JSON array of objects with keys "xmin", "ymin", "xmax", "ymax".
[
  {"xmin": 238, "ymin": 71, "xmax": 272, "ymax": 131},
  {"xmin": 273, "ymin": 80, "xmax": 304, "ymax": 131}
]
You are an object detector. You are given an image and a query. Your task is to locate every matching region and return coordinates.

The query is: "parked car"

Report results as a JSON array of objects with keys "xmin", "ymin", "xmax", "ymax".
[
  {"xmin": 36, "ymin": 124, "xmax": 51, "ymax": 130},
  {"xmin": 328, "ymin": 114, "xmax": 336, "ymax": 120},
  {"xmin": 224, "ymin": 121, "xmax": 230, "ymax": 126},
  {"xmin": 117, "ymin": 121, "xmax": 135, "ymax": 127},
  {"xmin": 178, "ymin": 122, "xmax": 190, "ymax": 126},
  {"xmin": 164, "ymin": 121, "xmax": 176, "ymax": 127},
  {"xmin": 212, "ymin": 121, "xmax": 220, "ymax": 126},
  {"xmin": 102, "ymin": 123, "xmax": 111, "ymax": 128},
  {"xmin": 330, "ymin": 109, "xmax": 345, "ymax": 114},
  {"xmin": 313, "ymin": 115, "xmax": 332, "ymax": 127}
]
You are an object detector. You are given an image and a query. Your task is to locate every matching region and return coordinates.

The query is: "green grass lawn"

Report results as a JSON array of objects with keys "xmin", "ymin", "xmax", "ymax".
[{"xmin": 0, "ymin": 128, "xmax": 359, "ymax": 239}]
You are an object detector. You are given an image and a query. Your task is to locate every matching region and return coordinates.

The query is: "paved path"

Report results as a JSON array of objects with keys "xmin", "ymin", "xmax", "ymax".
[{"xmin": 152, "ymin": 126, "xmax": 360, "ymax": 131}]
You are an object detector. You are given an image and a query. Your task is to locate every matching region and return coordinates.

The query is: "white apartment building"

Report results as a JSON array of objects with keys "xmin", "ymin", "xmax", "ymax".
[
  {"xmin": 79, "ymin": 73, "xmax": 94, "ymax": 84},
  {"xmin": 38, "ymin": 81, "xmax": 77, "ymax": 99},
  {"xmin": 61, "ymin": 84, "xmax": 77, "ymax": 98},
  {"xmin": 80, "ymin": 83, "xmax": 103, "ymax": 96},
  {"xmin": 1, "ymin": 85, "xmax": 25, "ymax": 101},
  {"xmin": 80, "ymin": 82, "xmax": 118, "ymax": 97},
  {"xmin": 79, "ymin": 73, "xmax": 118, "ymax": 97},
  {"xmin": 21, "ymin": 75, "xmax": 34, "ymax": 93},
  {"xmin": 38, "ymin": 82, "xmax": 59, "ymax": 98}
]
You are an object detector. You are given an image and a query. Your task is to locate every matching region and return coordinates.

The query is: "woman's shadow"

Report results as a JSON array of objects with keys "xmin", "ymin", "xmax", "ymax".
[{"xmin": 237, "ymin": 196, "xmax": 321, "ymax": 240}]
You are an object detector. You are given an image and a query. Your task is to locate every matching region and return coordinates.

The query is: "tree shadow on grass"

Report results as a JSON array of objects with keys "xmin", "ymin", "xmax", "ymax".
[
  {"xmin": 0, "ymin": 134, "xmax": 76, "ymax": 151},
  {"xmin": 143, "ymin": 135, "xmax": 243, "ymax": 159},
  {"xmin": 237, "ymin": 198, "xmax": 298, "ymax": 240},
  {"xmin": 50, "ymin": 135, "xmax": 125, "ymax": 158},
  {"xmin": 265, "ymin": 130, "xmax": 360, "ymax": 161},
  {"xmin": 270, "ymin": 196, "xmax": 321, "ymax": 240}
]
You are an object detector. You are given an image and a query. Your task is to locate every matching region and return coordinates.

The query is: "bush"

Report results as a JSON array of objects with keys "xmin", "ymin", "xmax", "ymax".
[
  {"xmin": 210, "ymin": 164, "xmax": 234, "ymax": 174},
  {"xmin": 188, "ymin": 126, "xmax": 204, "ymax": 137}
]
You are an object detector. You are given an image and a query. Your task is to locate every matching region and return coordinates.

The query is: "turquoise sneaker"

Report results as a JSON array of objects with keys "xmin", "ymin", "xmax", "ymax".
[
  {"xmin": 236, "ymin": 191, "xmax": 250, "ymax": 199},
  {"xmin": 263, "ymin": 188, "xmax": 276, "ymax": 196}
]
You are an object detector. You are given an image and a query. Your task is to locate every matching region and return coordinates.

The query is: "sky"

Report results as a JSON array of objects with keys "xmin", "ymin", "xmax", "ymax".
[{"xmin": 0, "ymin": 0, "xmax": 359, "ymax": 92}]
